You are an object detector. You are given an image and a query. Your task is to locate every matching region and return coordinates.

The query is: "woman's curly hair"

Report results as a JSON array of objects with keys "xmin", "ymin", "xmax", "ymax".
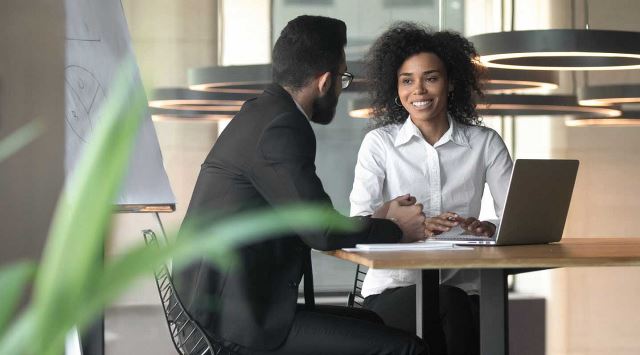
[{"xmin": 365, "ymin": 22, "xmax": 485, "ymax": 128}]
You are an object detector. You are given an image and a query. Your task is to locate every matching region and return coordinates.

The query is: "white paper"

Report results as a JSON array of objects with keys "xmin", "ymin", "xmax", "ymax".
[
  {"xmin": 342, "ymin": 241, "xmax": 472, "ymax": 252},
  {"xmin": 65, "ymin": 0, "xmax": 175, "ymax": 206}
]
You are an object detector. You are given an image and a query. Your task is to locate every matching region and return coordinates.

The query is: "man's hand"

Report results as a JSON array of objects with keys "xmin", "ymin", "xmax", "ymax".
[
  {"xmin": 424, "ymin": 212, "xmax": 461, "ymax": 237},
  {"xmin": 383, "ymin": 194, "xmax": 426, "ymax": 243},
  {"xmin": 372, "ymin": 194, "xmax": 416, "ymax": 218}
]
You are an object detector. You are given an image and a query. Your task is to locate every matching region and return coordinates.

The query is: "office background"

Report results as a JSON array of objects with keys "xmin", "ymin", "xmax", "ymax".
[{"xmin": 2, "ymin": 0, "xmax": 640, "ymax": 354}]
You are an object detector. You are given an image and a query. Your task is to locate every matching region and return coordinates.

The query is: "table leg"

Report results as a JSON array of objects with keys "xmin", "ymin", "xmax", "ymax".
[
  {"xmin": 480, "ymin": 269, "xmax": 508, "ymax": 355},
  {"xmin": 81, "ymin": 315, "xmax": 104, "ymax": 355},
  {"xmin": 81, "ymin": 241, "xmax": 105, "ymax": 355},
  {"xmin": 416, "ymin": 269, "xmax": 446, "ymax": 355}
]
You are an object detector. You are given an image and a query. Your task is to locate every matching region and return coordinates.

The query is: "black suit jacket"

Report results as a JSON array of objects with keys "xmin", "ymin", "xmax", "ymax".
[{"xmin": 174, "ymin": 84, "xmax": 402, "ymax": 350}]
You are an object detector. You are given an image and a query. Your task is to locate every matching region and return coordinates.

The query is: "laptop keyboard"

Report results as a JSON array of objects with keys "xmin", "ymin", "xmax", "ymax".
[{"xmin": 431, "ymin": 234, "xmax": 495, "ymax": 241}]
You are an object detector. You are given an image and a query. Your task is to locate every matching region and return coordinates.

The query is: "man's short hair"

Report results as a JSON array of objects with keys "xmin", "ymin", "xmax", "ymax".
[{"xmin": 272, "ymin": 15, "xmax": 347, "ymax": 91}]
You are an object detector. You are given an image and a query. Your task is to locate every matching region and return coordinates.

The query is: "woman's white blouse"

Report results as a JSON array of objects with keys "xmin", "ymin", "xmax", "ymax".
[{"xmin": 350, "ymin": 115, "xmax": 513, "ymax": 297}]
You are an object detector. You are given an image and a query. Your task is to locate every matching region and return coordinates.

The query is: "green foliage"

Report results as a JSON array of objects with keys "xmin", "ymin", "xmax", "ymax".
[
  {"xmin": 0, "ymin": 121, "xmax": 44, "ymax": 164},
  {"xmin": 0, "ymin": 58, "xmax": 355, "ymax": 355},
  {"xmin": 0, "ymin": 262, "xmax": 36, "ymax": 337}
]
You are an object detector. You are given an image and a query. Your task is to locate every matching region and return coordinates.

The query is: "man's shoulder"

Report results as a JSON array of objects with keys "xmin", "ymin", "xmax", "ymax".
[
  {"xmin": 237, "ymin": 92, "xmax": 306, "ymax": 128},
  {"xmin": 269, "ymin": 110, "xmax": 310, "ymax": 128},
  {"xmin": 256, "ymin": 111, "xmax": 315, "ymax": 161}
]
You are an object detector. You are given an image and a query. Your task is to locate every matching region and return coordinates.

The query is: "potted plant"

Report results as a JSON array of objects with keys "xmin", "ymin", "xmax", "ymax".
[{"xmin": 0, "ymin": 61, "xmax": 354, "ymax": 355}]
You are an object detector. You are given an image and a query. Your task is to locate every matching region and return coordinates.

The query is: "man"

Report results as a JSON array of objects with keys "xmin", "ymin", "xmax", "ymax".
[{"xmin": 175, "ymin": 15, "xmax": 428, "ymax": 355}]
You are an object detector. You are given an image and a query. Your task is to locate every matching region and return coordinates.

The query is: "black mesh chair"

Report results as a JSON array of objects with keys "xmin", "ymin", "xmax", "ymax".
[
  {"xmin": 142, "ymin": 229, "xmax": 238, "ymax": 355},
  {"xmin": 346, "ymin": 264, "xmax": 368, "ymax": 308}
]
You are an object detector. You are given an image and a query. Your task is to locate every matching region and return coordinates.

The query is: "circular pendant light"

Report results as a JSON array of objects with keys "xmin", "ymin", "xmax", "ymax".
[
  {"xmin": 348, "ymin": 94, "xmax": 621, "ymax": 119},
  {"xmin": 348, "ymin": 97, "xmax": 373, "ymax": 119},
  {"xmin": 149, "ymin": 88, "xmax": 253, "ymax": 110},
  {"xmin": 469, "ymin": 29, "xmax": 640, "ymax": 71},
  {"xmin": 187, "ymin": 61, "xmax": 558, "ymax": 96},
  {"xmin": 478, "ymin": 94, "xmax": 621, "ymax": 116},
  {"xmin": 484, "ymin": 67, "xmax": 559, "ymax": 93},
  {"xmin": 189, "ymin": 64, "xmax": 271, "ymax": 94},
  {"xmin": 578, "ymin": 84, "xmax": 640, "ymax": 106},
  {"xmin": 565, "ymin": 111, "xmax": 640, "ymax": 127},
  {"xmin": 150, "ymin": 108, "xmax": 237, "ymax": 122},
  {"xmin": 148, "ymin": 88, "xmax": 251, "ymax": 121},
  {"xmin": 188, "ymin": 62, "xmax": 369, "ymax": 93}
]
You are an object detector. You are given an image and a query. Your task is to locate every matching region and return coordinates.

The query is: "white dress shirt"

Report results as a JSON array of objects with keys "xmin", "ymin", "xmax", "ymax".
[{"xmin": 350, "ymin": 115, "xmax": 513, "ymax": 297}]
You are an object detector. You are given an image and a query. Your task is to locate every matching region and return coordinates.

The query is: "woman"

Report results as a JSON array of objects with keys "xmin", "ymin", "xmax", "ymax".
[{"xmin": 349, "ymin": 23, "xmax": 513, "ymax": 355}]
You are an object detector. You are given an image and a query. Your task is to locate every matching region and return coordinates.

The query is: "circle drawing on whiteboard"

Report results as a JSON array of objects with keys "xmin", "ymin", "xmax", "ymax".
[{"xmin": 65, "ymin": 65, "xmax": 106, "ymax": 143}]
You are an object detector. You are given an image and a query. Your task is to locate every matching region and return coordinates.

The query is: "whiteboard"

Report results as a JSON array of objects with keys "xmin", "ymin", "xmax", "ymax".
[{"xmin": 64, "ymin": 0, "xmax": 175, "ymax": 210}]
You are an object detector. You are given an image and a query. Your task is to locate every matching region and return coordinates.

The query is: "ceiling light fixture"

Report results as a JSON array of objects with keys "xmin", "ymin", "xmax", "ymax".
[
  {"xmin": 148, "ymin": 88, "xmax": 251, "ymax": 121},
  {"xmin": 187, "ymin": 60, "xmax": 557, "ymax": 96},
  {"xmin": 565, "ymin": 111, "xmax": 640, "ymax": 127},
  {"xmin": 578, "ymin": 84, "xmax": 640, "ymax": 106},
  {"xmin": 472, "ymin": 0, "xmax": 560, "ymax": 93},
  {"xmin": 470, "ymin": 29, "xmax": 640, "ymax": 71},
  {"xmin": 484, "ymin": 67, "xmax": 559, "ymax": 93},
  {"xmin": 469, "ymin": 0, "xmax": 640, "ymax": 71},
  {"xmin": 188, "ymin": 62, "xmax": 369, "ymax": 93},
  {"xmin": 347, "ymin": 97, "xmax": 373, "ymax": 119},
  {"xmin": 148, "ymin": 88, "xmax": 252, "ymax": 111},
  {"xmin": 348, "ymin": 95, "xmax": 621, "ymax": 119},
  {"xmin": 478, "ymin": 94, "xmax": 621, "ymax": 116},
  {"xmin": 189, "ymin": 64, "xmax": 271, "ymax": 94},
  {"xmin": 150, "ymin": 108, "xmax": 236, "ymax": 122}
]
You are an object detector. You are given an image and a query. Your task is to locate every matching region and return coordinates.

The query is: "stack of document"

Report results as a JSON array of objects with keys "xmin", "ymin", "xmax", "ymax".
[{"xmin": 343, "ymin": 241, "xmax": 471, "ymax": 252}]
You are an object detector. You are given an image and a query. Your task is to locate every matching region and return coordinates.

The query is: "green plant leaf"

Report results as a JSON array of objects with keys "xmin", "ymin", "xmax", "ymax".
[
  {"xmin": 51, "ymin": 204, "xmax": 358, "ymax": 351},
  {"xmin": 173, "ymin": 204, "xmax": 359, "ymax": 269},
  {"xmin": 0, "ymin": 262, "xmax": 36, "ymax": 338},
  {"xmin": 0, "ymin": 309, "xmax": 37, "ymax": 355},
  {"xmin": 4, "ymin": 204, "xmax": 357, "ymax": 355},
  {"xmin": 0, "ymin": 121, "xmax": 44, "ymax": 163},
  {"xmin": 0, "ymin": 57, "xmax": 361, "ymax": 355},
  {"xmin": 29, "ymin": 57, "xmax": 147, "ymax": 354}
]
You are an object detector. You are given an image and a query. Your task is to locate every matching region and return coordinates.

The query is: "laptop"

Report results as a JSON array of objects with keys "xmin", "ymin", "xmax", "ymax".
[{"xmin": 430, "ymin": 159, "xmax": 579, "ymax": 246}]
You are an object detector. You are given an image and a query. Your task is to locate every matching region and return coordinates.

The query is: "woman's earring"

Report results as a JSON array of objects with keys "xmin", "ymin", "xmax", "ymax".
[{"xmin": 394, "ymin": 97, "xmax": 402, "ymax": 107}]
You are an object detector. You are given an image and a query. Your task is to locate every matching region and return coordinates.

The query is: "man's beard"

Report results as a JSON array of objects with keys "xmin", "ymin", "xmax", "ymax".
[{"xmin": 310, "ymin": 81, "xmax": 339, "ymax": 125}]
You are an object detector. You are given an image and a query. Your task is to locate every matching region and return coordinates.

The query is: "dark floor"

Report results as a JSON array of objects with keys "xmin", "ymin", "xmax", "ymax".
[
  {"xmin": 104, "ymin": 295, "xmax": 544, "ymax": 355},
  {"xmin": 105, "ymin": 305, "xmax": 176, "ymax": 355},
  {"xmin": 104, "ymin": 294, "xmax": 349, "ymax": 355}
]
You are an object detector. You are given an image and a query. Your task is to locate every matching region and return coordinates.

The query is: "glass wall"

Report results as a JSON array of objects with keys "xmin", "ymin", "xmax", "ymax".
[{"xmin": 274, "ymin": 0, "xmax": 464, "ymax": 61}]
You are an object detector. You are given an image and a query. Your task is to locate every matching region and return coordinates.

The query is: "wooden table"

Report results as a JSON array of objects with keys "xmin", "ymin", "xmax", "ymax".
[{"xmin": 326, "ymin": 237, "xmax": 640, "ymax": 355}]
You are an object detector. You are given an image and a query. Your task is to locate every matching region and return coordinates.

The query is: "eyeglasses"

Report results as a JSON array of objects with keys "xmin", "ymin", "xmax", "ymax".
[{"xmin": 338, "ymin": 72, "xmax": 354, "ymax": 89}]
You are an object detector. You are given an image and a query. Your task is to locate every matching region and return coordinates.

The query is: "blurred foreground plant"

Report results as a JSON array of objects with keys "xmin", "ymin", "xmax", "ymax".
[{"xmin": 0, "ymin": 59, "xmax": 356, "ymax": 355}]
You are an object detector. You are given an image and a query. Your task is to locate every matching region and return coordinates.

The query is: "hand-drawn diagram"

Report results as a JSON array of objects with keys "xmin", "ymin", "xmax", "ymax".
[
  {"xmin": 64, "ymin": 65, "xmax": 106, "ymax": 143},
  {"xmin": 66, "ymin": 8, "xmax": 102, "ymax": 43},
  {"xmin": 63, "ymin": 0, "xmax": 175, "ymax": 206}
]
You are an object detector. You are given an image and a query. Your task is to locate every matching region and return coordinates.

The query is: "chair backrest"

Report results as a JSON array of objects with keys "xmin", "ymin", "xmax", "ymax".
[
  {"xmin": 142, "ymin": 229, "xmax": 237, "ymax": 355},
  {"xmin": 346, "ymin": 264, "xmax": 368, "ymax": 308}
]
